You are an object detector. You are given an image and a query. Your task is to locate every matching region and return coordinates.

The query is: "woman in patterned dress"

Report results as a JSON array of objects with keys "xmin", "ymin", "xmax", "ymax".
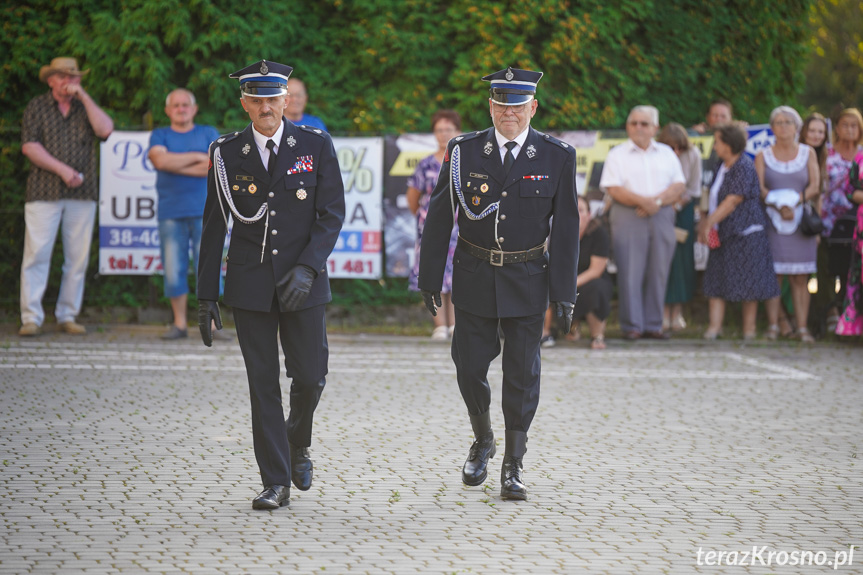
[
  {"xmin": 699, "ymin": 124, "xmax": 780, "ymax": 339},
  {"xmin": 406, "ymin": 110, "xmax": 461, "ymax": 339},
  {"xmin": 754, "ymin": 106, "xmax": 820, "ymax": 342},
  {"xmin": 821, "ymin": 109, "xmax": 863, "ymax": 331},
  {"xmin": 836, "ymin": 151, "xmax": 863, "ymax": 336}
]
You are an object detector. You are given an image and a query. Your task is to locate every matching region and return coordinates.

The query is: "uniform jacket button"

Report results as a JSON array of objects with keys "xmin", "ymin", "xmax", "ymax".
[
  {"xmin": 272, "ymin": 249, "xmax": 278, "ymax": 255},
  {"xmin": 498, "ymin": 237, "xmax": 505, "ymax": 243},
  {"xmin": 500, "ymin": 214, "xmax": 506, "ymax": 220},
  {"xmin": 270, "ymin": 210, "xmax": 276, "ymax": 216},
  {"xmin": 268, "ymin": 192, "xmax": 275, "ymax": 198},
  {"xmin": 271, "ymin": 229, "xmax": 278, "ymax": 235},
  {"xmin": 502, "ymin": 191, "xmax": 508, "ymax": 197}
]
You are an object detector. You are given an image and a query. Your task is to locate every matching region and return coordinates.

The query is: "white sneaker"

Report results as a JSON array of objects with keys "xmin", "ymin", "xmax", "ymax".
[
  {"xmin": 431, "ymin": 326, "xmax": 449, "ymax": 340},
  {"xmin": 540, "ymin": 335, "xmax": 556, "ymax": 348}
]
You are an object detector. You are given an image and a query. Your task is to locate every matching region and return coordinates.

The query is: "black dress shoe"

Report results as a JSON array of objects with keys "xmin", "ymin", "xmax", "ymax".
[
  {"xmin": 500, "ymin": 430, "xmax": 528, "ymax": 500},
  {"xmin": 623, "ymin": 330, "xmax": 642, "ymax": 340},
  {"xmin": 463, "ymin": 437, "xmax": 496, "ymax": 486},
  {"xmin": 252, "ymin": 485, "xmax": 290, "ymax": 510},
  {"xmin": 500, "ymin": 456, "xmax": 528, "ymax": 500},
  {"xmin": 462, "ymin": 411, "xmax": 495, "ymax": 486},
  {"xmin": 289, "ymin": 443, "xmax": 313, "ymax": 491}
]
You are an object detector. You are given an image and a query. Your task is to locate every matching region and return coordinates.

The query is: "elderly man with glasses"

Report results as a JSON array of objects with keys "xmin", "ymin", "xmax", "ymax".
[
  {"xmin": 419, "ymin": 67, "xmax": 579, "ymax": 501},
  {"xmin": 600, "ymin": 106, "xmax": 686, "ymax": 340}
]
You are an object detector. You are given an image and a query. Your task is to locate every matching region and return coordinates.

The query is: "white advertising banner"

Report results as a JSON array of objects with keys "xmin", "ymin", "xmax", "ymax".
[
  {"xmin": 99, "ymin": 132, "xmax": 384, "ymax": 280},
  {"xmin": 98, "ymin": 131, "xmax": 160, "ymax": 275},
  {"xmin": 329, "ymin": 136, "xmax": 383, "ymax": 279}
]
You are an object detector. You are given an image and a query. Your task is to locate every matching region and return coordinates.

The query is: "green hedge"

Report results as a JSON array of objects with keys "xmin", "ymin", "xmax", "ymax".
[{"xmin": 0, "ymin": 1, "xmax": 812, "ymax": 311}]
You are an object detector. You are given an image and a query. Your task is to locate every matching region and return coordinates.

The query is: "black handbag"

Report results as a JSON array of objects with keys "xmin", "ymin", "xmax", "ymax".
[{"xmin": 799, "ymin": 201, "xmax": 824, "ymax": 236}]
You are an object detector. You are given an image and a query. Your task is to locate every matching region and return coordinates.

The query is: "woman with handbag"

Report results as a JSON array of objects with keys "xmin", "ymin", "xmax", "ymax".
[
  {"xmin": 821, "ymin": 108, "xmax": 863, "ymax": 332},
  {"xmin": 755, "ymin": 106, "xmax": 821, "ymax": 342},
  {"xmin": 699, "ymin": 124, "xmax": 779, "ymax": 339}
]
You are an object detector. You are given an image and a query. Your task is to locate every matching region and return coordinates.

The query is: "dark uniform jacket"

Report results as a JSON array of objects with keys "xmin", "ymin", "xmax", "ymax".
[
  {"xmin": 198, "ymin": 118, "xmax": 345, "ymax": 312},
  {"xmin": 418, "ymin": 126, "xmax": 579, "ymax": 318}
]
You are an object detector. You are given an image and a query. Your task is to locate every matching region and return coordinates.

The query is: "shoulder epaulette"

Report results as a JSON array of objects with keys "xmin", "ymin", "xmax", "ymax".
[
  {"xmin": 298, "ymin": 125, "xmax": 328, "ymax": 137},
  {"xmin": 450, "ymin": 129, "xmax": 488, "ymax": 145},
  {"xmin": 209, "ymin": 131, "xmax": 241, "ymax": 153},
  {"xmin": 539, "ymin": 131, "xmax": 574, "ymax": 151}
]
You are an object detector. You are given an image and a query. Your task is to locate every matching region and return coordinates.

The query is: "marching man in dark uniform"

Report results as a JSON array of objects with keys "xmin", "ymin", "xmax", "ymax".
[
  {"xmin": 197, "ymin": 60, "xmax": 345, "ymax": 510},
  {"xmin": 419, "ymin": 67, "xmax": 579, "ymax": 500}
]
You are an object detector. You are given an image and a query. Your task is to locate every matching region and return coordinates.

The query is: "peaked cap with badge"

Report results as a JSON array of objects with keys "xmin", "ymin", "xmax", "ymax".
[
  {"xmin": 483, "ymin": 66, "xmax": 543, "ymax": 106},
  {"xmin": 230, "ymin": 59, "xmax": 293, "ymax": 97}
]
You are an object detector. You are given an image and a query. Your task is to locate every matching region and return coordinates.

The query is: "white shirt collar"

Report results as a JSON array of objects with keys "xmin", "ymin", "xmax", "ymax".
[
  {"xmin": 252, "ymin": 119, "xmax": 285, "ymax": 157},
  {"xmin": 625, "ymin": 138, "xmax": 659, "ymax": 153},
  {"xmin": 495, "ymin": 126, "xmax": 530, "ymax": 160}
]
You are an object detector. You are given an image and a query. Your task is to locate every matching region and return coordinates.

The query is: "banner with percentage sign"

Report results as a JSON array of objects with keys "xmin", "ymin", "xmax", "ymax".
[
  {"xmin": 329, "ymin": 137, "xmax": 384, "ymax": 279},
  {"xmin": 98, "ymin": 131, "xmax": 163, "ymax": 275}
]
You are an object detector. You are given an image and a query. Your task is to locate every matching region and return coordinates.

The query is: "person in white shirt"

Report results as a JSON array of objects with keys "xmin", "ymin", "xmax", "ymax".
[{"xmin": 600, "ymin": 106, "xmax": 686, "ymax": 339}]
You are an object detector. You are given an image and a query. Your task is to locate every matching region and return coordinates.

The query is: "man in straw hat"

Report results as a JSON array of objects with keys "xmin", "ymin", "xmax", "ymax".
[{"xmin": 19, "ymin": 57, "xmax": 113, "ymax": 336}]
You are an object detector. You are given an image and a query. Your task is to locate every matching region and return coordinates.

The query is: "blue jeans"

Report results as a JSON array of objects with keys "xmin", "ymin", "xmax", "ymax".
[{"xmin": 158, "ymin": 217, "xmax": 202, "ymax": 299}]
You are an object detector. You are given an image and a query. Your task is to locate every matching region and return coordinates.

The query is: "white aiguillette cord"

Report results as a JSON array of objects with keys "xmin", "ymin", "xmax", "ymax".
[
  {"xmin": 450, "ymin": 144, "xmax": 503, "ymax": 251},
  {"xmin": 214, "ymin": 146, "xmax": 270, "ymax": 262}
]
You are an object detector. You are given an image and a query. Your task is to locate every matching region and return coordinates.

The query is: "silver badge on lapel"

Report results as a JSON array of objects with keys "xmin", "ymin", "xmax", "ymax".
[
  {"xmin": 286, "ymin": 135, "xmax": 296, "ymax": 148},
  {"xmin": 296, "ymin": 188, "xmax": 307, "ymax": 200},
  {"xmin": 483, "ymin": 141, "xmax": 493, "ymax": 155},
  {"xmin": 241, "ymin": 143, "xmax": 251, "ymax": 155},
  {"xmin": 526, "ymin": 144, "xmax": 536, "ymax": 159},
  {"xmin": 260, "ymin": 61, "xmax": 269, "ymax": 74}
]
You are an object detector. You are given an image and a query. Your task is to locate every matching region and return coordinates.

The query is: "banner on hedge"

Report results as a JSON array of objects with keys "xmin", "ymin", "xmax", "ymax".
[
  {"xmin": 98, "ymin": 131, "xmax": 160, "ymax": 275},
  {"xmin": 99, "ymin": 132, "xmax": 385, "ymax": 279}
]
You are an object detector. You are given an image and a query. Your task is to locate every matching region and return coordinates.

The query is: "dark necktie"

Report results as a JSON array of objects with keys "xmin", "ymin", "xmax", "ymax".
[
  {"xmin": 503, "ymin": 141, "xmax": 517, "ymax": 176},
  {"xmin": 266, "ymin": 139, "xmax": 277, "ymax": 175}
]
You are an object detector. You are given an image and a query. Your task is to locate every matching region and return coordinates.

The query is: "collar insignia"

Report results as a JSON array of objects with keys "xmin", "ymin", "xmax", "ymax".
[
  {"xmin": 286, "ymin": 135, "xmax": 297, "ymax": 148},
  {"xmin": 241, "ymin": 143, "xmax": 250, "ymax": 155},
  {"xmin": 526, "ymin": 144, "xmax": 536, "ymax": 159},
  {"xmin": 483, "ymin": 141, "xmax": 493, "ymax": 156}
]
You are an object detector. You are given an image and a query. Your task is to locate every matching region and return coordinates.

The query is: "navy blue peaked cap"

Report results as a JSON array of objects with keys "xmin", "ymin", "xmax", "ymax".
[
  {"xmin": 482, "ymin": 67, "xmax": 543, "ymax": 105},
  {"xmin": 229, "ymin": 60, "xmax": 293, "ymax": 97}
]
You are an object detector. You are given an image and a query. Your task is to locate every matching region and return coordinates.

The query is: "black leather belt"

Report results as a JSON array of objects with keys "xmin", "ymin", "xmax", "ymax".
[{"xmin": 458, "ymin": 236, "xmax": 547, "ymax": 267}]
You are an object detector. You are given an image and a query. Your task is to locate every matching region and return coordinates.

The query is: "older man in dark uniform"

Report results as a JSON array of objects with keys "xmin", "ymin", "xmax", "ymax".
[
  {"xmin": 419, "ymin": 67, "xmax": 579, "ymax": 500},
  {"xmin": 197, "ymin": 60, "xmax": 345, "ymax": 510}
]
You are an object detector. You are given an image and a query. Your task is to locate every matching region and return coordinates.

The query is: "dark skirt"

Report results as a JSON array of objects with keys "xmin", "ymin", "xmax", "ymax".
[
  {"xmin": 703, "ymin": 230, "xmax": 781, "ymax": 302},
  {"xmin": 573, "ymin": 275, "xmax": 613, "ymax": 321},
  {"xmin": 666, "ymin": 202, "xmax": 696, "ymax": 304}
]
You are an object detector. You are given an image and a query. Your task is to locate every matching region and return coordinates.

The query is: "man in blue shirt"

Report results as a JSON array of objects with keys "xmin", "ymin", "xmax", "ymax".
[
  {"xmin": 148, "ymin": 88, "xmax": 220, "ymax": 339},
  {"xmin": 284, "ymin": 78, "xmax": 327, "ymax": 132}
]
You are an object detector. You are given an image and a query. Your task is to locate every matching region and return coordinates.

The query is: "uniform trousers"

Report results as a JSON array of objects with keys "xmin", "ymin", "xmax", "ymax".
[
  {"xmin": 20, "ymin": 200, "xmax": 96, "ymax": 326},
  {"xmin": 233, "ymin": 300, "xmax": 328, "ymax": 488},
  {"xmin": 451, "ymin": 306, "xmax": 544, "ymax": 433},
  {"xmin": 610, "ymin": 203, "xmax": 676, "ymax": 333}
]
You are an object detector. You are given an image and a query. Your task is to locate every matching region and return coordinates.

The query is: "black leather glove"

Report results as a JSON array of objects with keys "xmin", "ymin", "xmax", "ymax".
[
  {"xmin": 421, "ymin": 290, "xmax": 442, "ymax": 317},
  {"xmin": 198, "ymin": 299, "xmax": 222, "ymax": 347},
  {"xmin": 554, "ymin": 301, "xmax": 575, "ymax": 336},
  {"xmin": 277, "ymin": 264, "xmax": 317, "ymax": 311}
]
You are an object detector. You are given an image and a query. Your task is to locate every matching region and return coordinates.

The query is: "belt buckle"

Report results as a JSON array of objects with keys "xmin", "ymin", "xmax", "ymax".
[{"xmin": 490, "ymin": 249, "xmax": 504, "ymax": 267}]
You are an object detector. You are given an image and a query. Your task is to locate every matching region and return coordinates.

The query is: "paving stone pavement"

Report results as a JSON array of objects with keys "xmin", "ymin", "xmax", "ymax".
[{"xmin": 0, "ymin": 326, "xmax": 861, "ymax": 574}]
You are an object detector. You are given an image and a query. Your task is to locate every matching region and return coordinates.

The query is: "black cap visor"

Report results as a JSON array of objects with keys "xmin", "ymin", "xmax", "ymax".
[
  {"xmin": 241, "ymin": 81, "xmax": 287, "ymax": 97},
  {"xmin": 489, "ymin": 88, "xmax": 535, "ymax": 105}
]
